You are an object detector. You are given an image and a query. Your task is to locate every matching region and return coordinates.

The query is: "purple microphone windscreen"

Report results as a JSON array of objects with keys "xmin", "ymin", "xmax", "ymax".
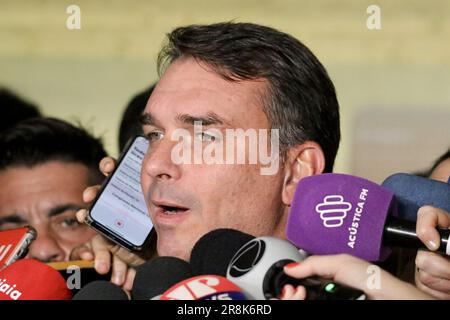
[
  {"xmin": 286, "ymin": 173, "xmax": 396, "ymax": 261},
  {"xmin": 381, "ymin": 173, "xmax": 450, "ymax": 221}
]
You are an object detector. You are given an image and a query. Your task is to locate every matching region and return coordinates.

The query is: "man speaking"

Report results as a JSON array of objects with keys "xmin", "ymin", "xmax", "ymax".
[
  {"xmin": 74, "ymin": 21, "xmax": 339, "ymax": 278},
  {"xmin": 73, "ymin": 22, "xmax": 449, "ymax": 299}
]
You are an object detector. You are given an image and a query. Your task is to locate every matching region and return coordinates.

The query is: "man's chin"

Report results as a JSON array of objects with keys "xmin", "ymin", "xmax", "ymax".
[{"xmin": 157, "ymin": 237, "xmax": 192, "ymax": 261}]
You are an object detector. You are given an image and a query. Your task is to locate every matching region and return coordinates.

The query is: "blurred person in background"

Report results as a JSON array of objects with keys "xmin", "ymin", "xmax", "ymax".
[
  {"xmin": 0, "ymin": 87, "xmax": 41, "ymax": 131},
  {"xmin": 414, "ymin": 148, "xmax": 450, "ymax": 183},
  {"xmin": 118, "ymin": 84, "xmax": 155, "ymax": 152},
  {"xmin": 427, "ymin": 148, "xmax": 450, "ymax": 183},
  {"xmin": 0, "ymin": 117, "xmax": 106, "ymax": 264}
]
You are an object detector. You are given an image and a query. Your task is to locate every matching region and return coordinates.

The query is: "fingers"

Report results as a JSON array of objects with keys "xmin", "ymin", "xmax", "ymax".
[
  {"xmin": 76, "ymin": 185, "xmax": 102, "ymax": 224},
  {"xmin": 279, "ymin": 284, "xmax": 307, "ymax": 300},
  {"xmin": 69, "ymin": 243, "xmax": 94, "ymax": 261},
  {"xmin": 111, "ymin": 256, "xmax": 128, "ymax": 286},
  {"xmin": 283, "ymin": 254, "xmax": 374, "ymax": 296},
  {"xmin": 123, "ymin": 268, "xmax": 137, "ymax": 292},
  {"xmin": 75, "ymin": 158, "xmax": 115, "ymax": 222},
  {"xmin": 291, "ymin": 286, "xmax": 307, "ymax": 300},
  {"xmin": 282, "ymin": 284, "xmax": 294, "ymax": 298},
  {"xmin": 74, "ymin": 158, "xmax": 115, "ymax": 223},
  {"xmin": 76, "ymin": 208, "xmax": 88, "ymax": 224},
  {"xmin": 417, "ymin": 206, "xmax": 450, "ymax": 251},
  {"xmin": 82, "ymin": 185, "xmax": 101, "ymax": 203},
  {"xmin": 416, "ymin": 268, "xmax": 450, "ymax": 294},
  {"xmin": 415, "ymin": 269, "xmax": 450, "ymax": 300},
  {"xmin": 283, "ymin": 259, "xmax": 326, "ymax": 280},
  {"xmin": 99, "ymin": 157, "xmax": 117, "ymax": 176},
  {"xmin": 283, "ymin": 254, "xmax": 360, "ymax": 281},
  {"xmin": 416, "ymin": 250, "xmax": 450, "ymax": 280},
  {"xmin": 415, "ymin": 249, "xmax": 450, "ymax": 299},
  {"xmin": 90, "ymin": 235, "xmax": 114, "ymax": 274}
]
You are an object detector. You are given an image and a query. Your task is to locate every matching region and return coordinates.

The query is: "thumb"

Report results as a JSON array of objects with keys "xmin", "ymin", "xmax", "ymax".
[{"xmin": 416, "ymin": 206, "xmax": 450, "ymax": 251}]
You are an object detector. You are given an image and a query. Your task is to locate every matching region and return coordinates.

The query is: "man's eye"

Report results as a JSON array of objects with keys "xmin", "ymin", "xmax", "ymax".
[
  {"xmin": 146, "ymin": 131, "xmax": 164, "ymax": 142},
  {"xmin": 195, "ymin": 132, "xmax": 216, "ymax": 142},
  {"xmin": 60, "ymin": 218, "xmax": 81, "ymax": 228}
]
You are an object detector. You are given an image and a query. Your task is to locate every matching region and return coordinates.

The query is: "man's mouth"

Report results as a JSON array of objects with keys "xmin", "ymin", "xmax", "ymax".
[{"xmin": 153, "ymin": 201, "xmax": 190, "ymax": 216}]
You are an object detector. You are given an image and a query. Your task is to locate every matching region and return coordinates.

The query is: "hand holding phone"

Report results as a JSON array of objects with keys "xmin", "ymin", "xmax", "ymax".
[
  {"xmin": 73, "ymin": 152, "xmax": 153, "ymax": 291},
  {"xmin": 86, "ymin": 135, "xmax": 155, "ymax": 252}
]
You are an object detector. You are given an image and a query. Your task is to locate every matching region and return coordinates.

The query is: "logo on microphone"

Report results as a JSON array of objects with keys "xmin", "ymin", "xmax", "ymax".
[
  {"xmin": 315, "ymin": 195, "xmax": 352, "ymax": 228},
  {"xmin": 228, "ymin": 239, "xmax": 265, "ymax": 278},
  {"xmin": 0, "ymin": 278, "xmax": 22, "ymax": 300},
  {"xmin": 161, "ymin": 275, "xmax": 242, "ymax": 300},
  {"xmin": 0, "ymin": 244, "xmax": 12, "ymax": 262}
]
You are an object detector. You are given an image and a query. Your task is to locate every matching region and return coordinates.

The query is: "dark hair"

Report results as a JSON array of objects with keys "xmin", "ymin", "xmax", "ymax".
[
  {"xmin": 0, "ymin": 117, "xmax": 107, "ymax": 184},
  {"xmin": 0, "ymin": 88, "xmax": 42, "ymax": 131},
  {"xmin": 413, "ymin": 148, "xmax": 450, "ymax": 178},
  {"xmin": 118, "ymin": 85, "xmax": 155, "ymax": 152},
  {"xmin": 425, "ymin": 148, "xmax": 450, "ymax": 177},
  {"xmin": 158, "ymin": 22, "xmax": 340, "ymax": 172}
]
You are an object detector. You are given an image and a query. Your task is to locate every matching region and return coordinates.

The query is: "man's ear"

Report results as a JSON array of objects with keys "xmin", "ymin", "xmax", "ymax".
[{"xmin": 282, "ymin": 141, "xmax": 325, "ymax": 205}]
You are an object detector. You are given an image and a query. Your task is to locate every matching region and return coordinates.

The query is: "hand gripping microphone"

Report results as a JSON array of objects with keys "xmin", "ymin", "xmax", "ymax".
[
  {"xmin": 0, "ymin": 259, "xmax": 72, "ymax": 300},
  {"xmin": 131, "ymin": 256, "xmax": 194, "ymax": 300},
  {"xmin": 381, "ymin": 173, "xmax": 450, "ymax": 221},
  {"xmin": 226, "ymin": 236, "xmax": 366, "ymax": 300},
  {"xmin": 160, "ymin": 274, "xmax": 247, "ymax": 300},
  {"xmin": 73, "ymin": 281, "xmax": 129, "ymax": 300},
  {"xmin": 286, "ymin": 173, "xmax": 450, "ymax": 261}
]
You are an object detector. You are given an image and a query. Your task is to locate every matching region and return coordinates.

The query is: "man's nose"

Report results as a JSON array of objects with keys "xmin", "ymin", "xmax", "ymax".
[
  {"xmin": 26, "ymin": 226, "xmax": 65, "ymax": 263},
  {"xmin": 143, "ymin": 138, "xmax": 182, "ymax": 181}
]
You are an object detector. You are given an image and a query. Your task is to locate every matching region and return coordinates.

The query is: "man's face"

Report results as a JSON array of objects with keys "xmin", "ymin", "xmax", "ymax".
[
  {"xmin": 0, "ymin": 161, "xmax": 96, "ymax": 262},
  {"xmin": 141, "ymin": 57, "xmax": 288, "ymax": 260}
]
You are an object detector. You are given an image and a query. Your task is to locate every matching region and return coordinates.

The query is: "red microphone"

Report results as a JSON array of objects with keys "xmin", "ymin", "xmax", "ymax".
[
  {"xmin": 0, "ymin": 259, "xmax": 72, "ymax": 300},
  {"xmin": 160, "ymin": 275, "xmax": 247, "ymax": 300}
]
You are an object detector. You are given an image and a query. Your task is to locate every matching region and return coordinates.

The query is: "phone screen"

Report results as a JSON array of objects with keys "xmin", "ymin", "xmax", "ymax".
[{"xmin": 89, "ymin": 135, "xmax": 153, "ymax": 249}]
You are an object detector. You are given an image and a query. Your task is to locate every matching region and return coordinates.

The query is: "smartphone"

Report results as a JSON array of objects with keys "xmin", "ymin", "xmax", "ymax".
[
  {"xmin": 0, "ymin": 226, "xmax": 37, "ymax": 270},
  {"xmin": 86, "ymin": 135, "xmax": 154, "ymax": 251}
]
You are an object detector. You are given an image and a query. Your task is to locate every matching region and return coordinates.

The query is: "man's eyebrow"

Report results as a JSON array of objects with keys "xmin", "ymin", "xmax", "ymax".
[
  {"xmin": 139, "ymin": 113, "xmax": 163, "ymax": 127},
  {"xmin": 47, "ymin": 204, "xmax": 84, "ymax": 218},
  {"xmin": 0, "ymin": 214, "xmax": 27, "ymax": 226},
  {"xmin": 176, "ymin": 112, "xmax": 231, "ymax": 127},
  {"xmin": 139, "ymin": 112, "xmax": 232, "ymax": 128}
]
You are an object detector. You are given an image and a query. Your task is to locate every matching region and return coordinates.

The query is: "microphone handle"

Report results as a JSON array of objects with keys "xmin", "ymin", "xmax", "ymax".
[
  {"xmin": 267, "ymin": 262, "xmax": 366, "ymax": 300},
  {"xmin": 383, "ymin": 216, "xmax": 450, "ymax": 255},
  {"xmin": 297, "ymin": 278, "xmax": 366, "ymax": 300}
]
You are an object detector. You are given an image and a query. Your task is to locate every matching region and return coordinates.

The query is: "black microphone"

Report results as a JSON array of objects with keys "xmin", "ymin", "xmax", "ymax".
[
  {"xmin": 131, "ymin": 256, "xmax": 194, "ymax": 300},
  {"xmin": 72, "ymin": 281, "xmax": 129, "ymax": 300},
  {"xmin": 384, "ymin": 216, "xmax": 449, "ymax": 254},
  {"xmin": 190, "ymin": 228, "xmax": 255, "ymax": 276}
]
